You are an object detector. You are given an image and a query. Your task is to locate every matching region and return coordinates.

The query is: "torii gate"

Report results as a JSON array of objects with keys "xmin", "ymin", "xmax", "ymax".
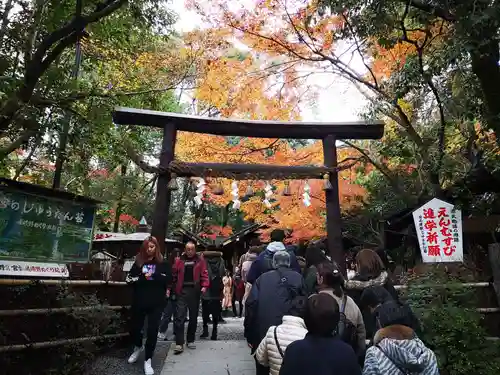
[{"xmin": 113, "ymin": 107, "xmax": 384, "ymax": 274}]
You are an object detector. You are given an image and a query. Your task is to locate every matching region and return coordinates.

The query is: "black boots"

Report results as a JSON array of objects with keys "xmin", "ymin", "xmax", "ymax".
[
  {"xmin": 200, "ymin": 325, "xmax": 209, "ymax": 339},
  {"xmin": 211, "ymin": 325, "xmax": 217, "ymax": 341}
]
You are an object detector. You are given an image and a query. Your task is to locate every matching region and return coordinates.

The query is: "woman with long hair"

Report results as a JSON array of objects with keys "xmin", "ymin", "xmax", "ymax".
[
  {"xmin": 316, "ymin": 262, "xmax": 366, "ymax": 358},
  {"xmin": 126, "ymin": 236, "xmax": 172, "ymax": 375},
  {"xmin": 344, "ymin": 249, "xmax": 399, "ymax": 339}
]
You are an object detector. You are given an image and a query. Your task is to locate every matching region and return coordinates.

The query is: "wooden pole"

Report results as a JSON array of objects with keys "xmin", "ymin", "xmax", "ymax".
[
  {"xmin": 0, "ymin": 279, "xmax": 127, "ymax": 286},
  {"xmin": 151, "ymin": 124, "xmax": 177, "ymax": 253},
  {"xmin": 0, "ymin": 305, "xmax": 129, "ymax": 316},
  {"xmin": 0, "ymin": 333, "xmax": 128, "ymax": 353},
  {"xmin": 322, "ymin": 135, "xmax": 345, "ymax": 275}
]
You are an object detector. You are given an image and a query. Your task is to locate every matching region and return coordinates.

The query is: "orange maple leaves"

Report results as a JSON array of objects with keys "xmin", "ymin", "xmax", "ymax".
[
  {"xmin": 182, "ymin": 28, "xmax": 306, "ymax": 121},
  {"xmin": 175, "ymin": 135, "xmax": 366, "ymax": 241},
  {"xmin": 369, "ymin": 21, "xmax": 452, "ymax": 82}
]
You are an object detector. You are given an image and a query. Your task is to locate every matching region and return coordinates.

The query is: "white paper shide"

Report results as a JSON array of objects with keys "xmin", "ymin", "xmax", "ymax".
[{"xmin": 412, "ymin": 198, "xmax": 463, "ymax": 263}]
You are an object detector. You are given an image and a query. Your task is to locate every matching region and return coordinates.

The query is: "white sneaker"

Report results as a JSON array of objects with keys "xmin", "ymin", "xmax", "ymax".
[
  {"xmin": 157, "ymin": 332, "xmax": 166, "ymax": 340},
  {"xmin": 128, "ymin": 346, "xmax": 143, "ymax": 364},
  {"xmin": 144, "ymin": 359, "xmax": 154, "ymax": 375}
]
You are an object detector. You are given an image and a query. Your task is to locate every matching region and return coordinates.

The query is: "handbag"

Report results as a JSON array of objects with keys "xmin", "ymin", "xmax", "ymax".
[{"xmin": 273, "ymin": 326, "xmax": 285, "ymax": 357}]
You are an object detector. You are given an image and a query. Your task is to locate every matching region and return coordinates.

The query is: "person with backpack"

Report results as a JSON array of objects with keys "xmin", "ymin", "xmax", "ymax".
[
  {"xmin": 200, "ymin": 250, "xmax": 225, "ymax": 341},
  {"xmin": 254, "ymin": 297, "xmax": 307, "ymax": 375},
  {"xmin": 316, "ymin": 261, "xmax": 366, "ymax": 359},
  {"xmin": 246, "ymin": 230, "xmax": 301, "ymax": 285},
  {"xmin": 244, "ymin": 250, "xmax": 306, "ymax": 375}
]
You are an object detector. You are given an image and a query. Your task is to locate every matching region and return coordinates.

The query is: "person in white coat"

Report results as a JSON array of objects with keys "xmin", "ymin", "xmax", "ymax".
[{"xmin": 254, "ymin": 301, "xmax": 307, "ymax": 375}]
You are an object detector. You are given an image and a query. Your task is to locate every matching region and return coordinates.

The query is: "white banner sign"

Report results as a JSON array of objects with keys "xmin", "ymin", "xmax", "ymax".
[
  {"xmin": 412, "ymin": 198, "xmax": 463, "ymax": 263},
  {"xmin": 0, "ymin": 260, "xmax": 69, "ymax": 278}
]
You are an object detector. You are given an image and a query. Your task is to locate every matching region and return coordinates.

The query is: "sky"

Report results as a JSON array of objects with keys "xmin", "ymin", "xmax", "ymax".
[{"xmin": 169, "ymin": 1, "xmax": 368, "ymax": 123}]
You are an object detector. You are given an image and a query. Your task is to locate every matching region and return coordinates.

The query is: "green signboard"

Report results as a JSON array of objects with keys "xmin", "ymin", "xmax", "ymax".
[{"xmin": 0, "ymin": 189, "xmax": 96, "ymax": 262}]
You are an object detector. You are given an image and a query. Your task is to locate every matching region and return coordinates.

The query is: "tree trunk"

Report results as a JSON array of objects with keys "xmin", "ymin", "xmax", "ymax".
[
  {"xmin": 470, "ymin": 38, "xmax": 500, "ymax": 141},
  {"xmin": 113, "ymin": 164, "xmax": 128, "ymax": 232}
]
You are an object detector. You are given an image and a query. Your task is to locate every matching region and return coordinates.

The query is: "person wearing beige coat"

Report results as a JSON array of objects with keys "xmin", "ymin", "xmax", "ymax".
[{"xmin": 254, "ymin": 315, "xmax": 308, "ymax": 375}]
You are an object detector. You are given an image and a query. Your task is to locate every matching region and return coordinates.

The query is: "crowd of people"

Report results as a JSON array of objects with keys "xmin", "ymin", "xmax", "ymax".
[{"xmin": 122, "ymin": 230, "xmax": 440, "ymax": 375}]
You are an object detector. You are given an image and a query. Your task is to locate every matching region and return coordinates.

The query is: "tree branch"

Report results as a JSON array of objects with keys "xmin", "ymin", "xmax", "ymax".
[
  {"xmin": 122, "ymin": 136, "xmax": 159, "ymax": 174},
  {"xmin": 400, "ymin": 0, "xmax": 445, "ymax": 193},
  {"xmin": 402, "ymin": 0, "xmax": 456, "ymax": 22},
  {"xmin": 0, "ymin": 0, "xmax": 128, "ymax": 134},
  {"xmin": 0, "ymin": 128, "xmax": 38, "ymax": 159}
]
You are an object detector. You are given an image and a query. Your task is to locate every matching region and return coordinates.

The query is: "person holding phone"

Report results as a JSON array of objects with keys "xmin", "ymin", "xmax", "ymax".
[{"xmin": 126, "ymin": 236, "xmax": 172, "ymax": 375}]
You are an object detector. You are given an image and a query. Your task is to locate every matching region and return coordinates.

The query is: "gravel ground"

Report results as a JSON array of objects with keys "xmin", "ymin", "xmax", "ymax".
[
  {"xmin": 85, "ymin": 342, "xmax": 171, "ymax": 375},
  {"xmin": 85, "ymin": 317, "xmax": 245, "ymax": 375}
]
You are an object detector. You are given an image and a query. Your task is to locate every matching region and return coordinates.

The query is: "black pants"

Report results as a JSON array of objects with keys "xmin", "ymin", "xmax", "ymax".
[
  {"xmin": 174, "ymin": 286, "xmax": 200, "ymax": 345},
  {"xmin": 159, "ymin": 298, "xmax": 176, "ymax": 333},
  {"xmin": 130, "ymin": 305, "xmax": 163, "ymax": 360},
  {"xmin": 202, "ymin": 299, "xmax": 221, "ymax": 329},
  {"xmin": 253, "ymin": 349, "xmax": 270, "ymax": 375},
  {"xmin": 232, "ymin": 294, "xmax": 243, "ymax": 317}
]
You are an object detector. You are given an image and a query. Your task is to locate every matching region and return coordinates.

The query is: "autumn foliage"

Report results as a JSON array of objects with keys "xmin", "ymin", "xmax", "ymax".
[
  {"xmin": 176, "ymin": 133, "xmax": 365, "ymax": 241},
  {"xmin": 166, "ymin": 1, "xmax": 372, "ymax": 241}
]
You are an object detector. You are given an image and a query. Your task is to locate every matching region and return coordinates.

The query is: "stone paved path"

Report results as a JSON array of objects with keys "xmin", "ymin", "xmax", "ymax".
[
  {"xmin": 160, "ymin": 340, "xmax": 253, "ymax": 375},
  {"xmin": 87, "ymin": 316, "xmax": 248, "ymax": 375},
  {"xmin": 160, "ymin": 317, "xmax": 253, "ymax": 375}
]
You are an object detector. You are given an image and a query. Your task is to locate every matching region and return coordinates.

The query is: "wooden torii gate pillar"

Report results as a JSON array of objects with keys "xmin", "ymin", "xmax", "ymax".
[{"xmin": 113, "ymin": 108, "xmax": 384, "ymax": 274}]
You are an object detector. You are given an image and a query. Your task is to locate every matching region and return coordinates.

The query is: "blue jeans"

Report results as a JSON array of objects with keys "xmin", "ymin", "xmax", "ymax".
[{"xmin": 158, "ymin": 298, "xmax": 176, "ymax": 334}]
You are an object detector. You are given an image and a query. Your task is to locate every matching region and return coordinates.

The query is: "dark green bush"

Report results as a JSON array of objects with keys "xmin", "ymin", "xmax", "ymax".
[
  {"xmin": 0, "ymin": 283, "xmax": 124, "ymax": 375},
  {"xmin": 406, "ymin": 268, "xmax": 500, "ymax": 375}
]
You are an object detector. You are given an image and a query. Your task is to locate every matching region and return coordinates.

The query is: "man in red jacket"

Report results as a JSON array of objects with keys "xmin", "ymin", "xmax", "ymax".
[{"xmin": 171, "ymin": 241, "xmax": 209, "ymax": 354}]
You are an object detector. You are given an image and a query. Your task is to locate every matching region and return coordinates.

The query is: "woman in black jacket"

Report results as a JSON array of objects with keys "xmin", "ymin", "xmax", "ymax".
[
  {"xmin": 344, "ymin": 249, "xmax": 399, "ymax": 339},
  {"xmin": 126, "ymin": 236, "xmax": 172, "ymax": 375}
]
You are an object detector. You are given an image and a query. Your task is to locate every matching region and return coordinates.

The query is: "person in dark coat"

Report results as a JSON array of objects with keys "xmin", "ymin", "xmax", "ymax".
[
  {"xmin": 344, "ymin": 249, "xmax": 399, "ymax": 339},
  {"xmin": 200, "ymin": 251, "xmax": 225, "ymax": 340},
  {"xmin": 303, "ymin": 244, "xmax": 329, "ymax": 295},
  {"xmin": 126, "ymin": 236, "xmax": 172, "ymax": 375},
  {"xmin": 245, "ymin": 250, "xmax": 306, "ymax": 375},
  {"xmin": 246, "ymin": 229, "xmax": 301, "ymax": 285},
  {"xmin": 279, "ymin": 293, "xmax": 361, "ymax": 375},
  {"xmin": 157, "ymin": 250, "xmax": 180, "ymax": 341},
  {"xmin": 360, "ymin": 286, "xmax": 422, "ymax": 341},
  {"xmin": 232, "ymin": 267, "xmax": 245, "ymax": 317}
]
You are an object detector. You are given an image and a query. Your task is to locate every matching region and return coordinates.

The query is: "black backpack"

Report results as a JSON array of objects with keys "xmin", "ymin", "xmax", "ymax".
[
  {"xmin": 208, "ymin": 260, "xmax": 223, "ymax": 295},
  {"xmin": 337, "ymin": 294, "xmax": 358, "ymax": 351}
]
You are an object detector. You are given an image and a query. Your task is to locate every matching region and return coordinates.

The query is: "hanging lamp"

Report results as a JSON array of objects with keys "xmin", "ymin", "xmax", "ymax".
[
  {"xmin": 245, "ymin": 183, "xmax": 254, "ymax": 197},
  {"xmin": 282, "ymin": 181, "xmax": 292, "ymax": 196},
  {"xmin": 212, "ymin": 179, "xmax": 224, "ymax": 195},
  {"xmin": 323, "ymin": 173, "xmax": 333, "ymax": 191},
  {"xmin": 167, "ymin": 173, "xmax": 179, "ymax": 190}
]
